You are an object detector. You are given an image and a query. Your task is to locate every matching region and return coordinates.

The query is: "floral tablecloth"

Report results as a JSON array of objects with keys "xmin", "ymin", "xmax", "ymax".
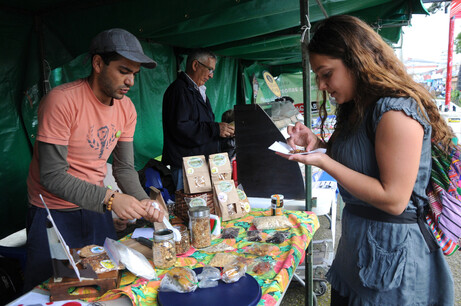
[{"xmin": 53, "ymin": 208, "xmax": 319, "ymax": 306}]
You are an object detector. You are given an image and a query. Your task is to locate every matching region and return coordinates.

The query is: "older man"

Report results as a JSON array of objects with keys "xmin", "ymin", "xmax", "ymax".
[{"xmin": 162, "ymin": 49, "xmax": 234, "ymax": 190}]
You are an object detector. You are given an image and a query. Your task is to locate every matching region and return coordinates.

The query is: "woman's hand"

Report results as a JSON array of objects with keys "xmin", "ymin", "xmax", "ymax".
[
  {"xmin": 286, "ymin": 122, "xmax": 324, "ymax": 152},
  {"xmin": 276, "ymin": 151, "xmax": 330, "ymax": 168}
]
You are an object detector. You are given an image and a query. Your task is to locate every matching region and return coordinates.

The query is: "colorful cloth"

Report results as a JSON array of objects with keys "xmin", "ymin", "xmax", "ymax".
[{"xmin": 45, "ymin": 209, "xmax": 319, "ymax": 305}]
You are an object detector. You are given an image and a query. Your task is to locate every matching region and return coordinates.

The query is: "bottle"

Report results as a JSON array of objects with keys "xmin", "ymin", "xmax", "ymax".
[
  {"xmin": 189, "ymin": 206, "xmax": 211, "ymax": 248},
  {"xmin": 152, "ymin": 229, "xmax": 176, "ymax": 269},
  {"xmin": 271, "ymin": 194, "xmax": 284, "ymax": 216},
  {"xmin": 174, "ymin": 224, "xmax": 191, "ymax": 255}
]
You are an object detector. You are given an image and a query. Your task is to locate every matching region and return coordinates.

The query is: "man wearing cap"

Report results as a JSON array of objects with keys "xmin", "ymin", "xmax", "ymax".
[
  {"xmin": 23, "ymin": 28, "xmax": 163, "ymax": 291},
  {"xmin": 162, "ymin": 49, "xmax": 234, "ymax": 191}
]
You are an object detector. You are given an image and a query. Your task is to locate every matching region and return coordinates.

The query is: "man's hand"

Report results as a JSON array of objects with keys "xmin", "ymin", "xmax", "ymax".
[
  {"xmin": 140, "ymin": 199, "xmax": 165, "ymax": 223},
  {"xmin": 110, "ymin": 193, "xmax": 150, "ymax": 220},
  {"xmin": 219, "ymin": 122, "xmax": 235, "ymax": 138}
]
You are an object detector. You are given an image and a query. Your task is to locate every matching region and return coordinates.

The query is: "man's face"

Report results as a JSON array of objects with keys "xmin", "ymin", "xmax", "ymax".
[
  {"xmin": 193, "ymin": 57, "xmax": 216, "ymax": 87},
  {"xmin": 96, "ymin": 56, "xmax": 141, "ymax": 102}
]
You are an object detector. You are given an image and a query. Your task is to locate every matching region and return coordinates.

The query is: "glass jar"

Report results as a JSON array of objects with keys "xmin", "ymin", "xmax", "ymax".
[
  {"xmin": 174, "ymin": 224, "xmax": 191, "ymax": 255},
  {"xmin": 189, "ymin": 206, "xmax": 211, "ymax": 248},
  {"xmin": 271, "ymin": 194, "xmax": 284, "ymax": 216},
  {"xmin": 152, "ymin": 229, "xmax": 176, "ymax": 269}
]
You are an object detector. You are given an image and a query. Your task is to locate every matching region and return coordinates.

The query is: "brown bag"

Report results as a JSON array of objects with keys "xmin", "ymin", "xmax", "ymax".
[
  {"xmin": 208, "ymin": 152, "xmax": 232, "ymax": 184},
  {"xmin": 213, "ymin": 180, "xmax": 245, "ymax": 221},
  {"xmin": 182, "ymin": 155, "xmax": 212, "ymax": 194}
]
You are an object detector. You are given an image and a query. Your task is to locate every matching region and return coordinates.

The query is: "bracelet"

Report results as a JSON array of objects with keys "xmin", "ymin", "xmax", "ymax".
[{"xmin": 106, "ymin": 193, "xmax": 116, "ymax": 211}]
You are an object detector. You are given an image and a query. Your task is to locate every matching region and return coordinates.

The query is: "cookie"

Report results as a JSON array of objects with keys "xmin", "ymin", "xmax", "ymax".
[{"xmin": 79, "ymin": 244, "xmax": 106, "ymax": 258}]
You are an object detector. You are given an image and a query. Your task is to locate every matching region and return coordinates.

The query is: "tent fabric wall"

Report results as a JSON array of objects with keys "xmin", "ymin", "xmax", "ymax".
[{"xmin": 0, "ymin": 0, "xmax": 426, "ymax": 238}]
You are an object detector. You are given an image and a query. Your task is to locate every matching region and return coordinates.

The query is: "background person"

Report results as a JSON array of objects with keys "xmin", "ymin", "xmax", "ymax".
[
  {"xmin": 24, "ymin": 28, "xmax": 164, "ymax": 292},
  {"xmin": 277, "ymin": 15, "xmax": 454, "ymax": 305},
  {"xmin": 162, "ymin": 48, "xmax": 234, "ymax": 191},
  {"xmin": 220, "ymin": 109, "xmax": 236, "ymax": 161}
]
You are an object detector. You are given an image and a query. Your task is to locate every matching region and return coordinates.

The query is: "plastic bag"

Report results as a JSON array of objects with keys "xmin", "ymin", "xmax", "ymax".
[
  {"xmin": 222, "ymin": 260, "xmax": 247, "ymax": 283},
  {"xmin": 244, "ymin": 243, "xmax": 280, "ymax": 256},
  {"xmin": 246, "ymin": 230, "xmax": 262, "ymax": 242},
  {"xmin": 253, "ymin": 216, "xmax": 292, "ymax": 230},
  {"xmin": 266, "ymin": 230, "xmax": 290, "ymax": 244},
  {"xmin": 104, "ymin": 238, "xmax": 157, "ymax": 280},
  {"xmin": 221, "ymin": 227, "xmax": 240, "ymax": 239},
  {"xmin": 197, "ymin": 266, "xmax": 221, "ymax": 288},
  {"xmin": 249, "ymin": 259, "xmax": 275, "ymax": 276},
  {"xmin": 159, "ymin": 267, "xmax": 198, "ymax": 293}
]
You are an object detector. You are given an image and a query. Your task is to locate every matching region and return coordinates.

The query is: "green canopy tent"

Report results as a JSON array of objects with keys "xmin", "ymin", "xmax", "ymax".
[{"xmin": 0, "ymin": 0, "xmax": 426, "ymax": 239}]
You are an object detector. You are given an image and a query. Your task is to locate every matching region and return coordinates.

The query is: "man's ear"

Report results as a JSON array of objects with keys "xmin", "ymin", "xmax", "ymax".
[
  {"xmin": 92, "ymin": 55, "xmax": 104, "ymax": 74},
  {"xmin": 191, "ymin": 59, "xmax": 199, "ymax": 72}
]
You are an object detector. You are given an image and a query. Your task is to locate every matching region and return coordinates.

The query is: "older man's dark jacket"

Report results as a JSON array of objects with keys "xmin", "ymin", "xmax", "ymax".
[{"xmin": 162, "ymin": 71, "xmax": 220, "ymax": 168}]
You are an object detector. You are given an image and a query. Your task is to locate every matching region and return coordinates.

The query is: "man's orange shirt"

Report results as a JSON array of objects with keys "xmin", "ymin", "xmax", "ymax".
[{"xmin": 27, "ymin": 79, "xmax": 137, "ymax": 209}]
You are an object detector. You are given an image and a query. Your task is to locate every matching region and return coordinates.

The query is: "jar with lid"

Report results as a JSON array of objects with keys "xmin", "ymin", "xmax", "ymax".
[
  {"xmin": 173, "ymin": 224, "xmax": 190, "ymax": 255},
  {"xmin": 189, "ymin": 206, "xmax": 211, "ymax": 248},
  {"xmin": 271, "ymin": 194, "xmax": 284, "ymax": 216},
  {"xmin": 152, "ymin": 229, "xmax": 176, "ymax": 269}
]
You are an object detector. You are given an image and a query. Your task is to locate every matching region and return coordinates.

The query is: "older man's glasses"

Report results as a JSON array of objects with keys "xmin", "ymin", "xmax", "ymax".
[{"xmin": 197, "ymin": 60, "xmax": 215, "ymax": 74}]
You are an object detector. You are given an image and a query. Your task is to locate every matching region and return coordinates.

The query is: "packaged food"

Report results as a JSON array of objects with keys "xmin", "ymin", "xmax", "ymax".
[
  {"xmin": 250, "ymin": 260, "xmax": 274, "ymax": 276},
  {"xmin": 189, "ymin": 206, "xmax": 211, "ymax": 248},
  {"xmin": 208, "ymin": 253, "xmax": 238, "ymax": 267},
  {"xmin": 266, "ymin": 230, "xmax": 290, "ymax": 244},
  {"xmin": 246, "ymin": 230, "xmax": 262, "ymax": 242},
  {"xmin": 153, "ymin": 229, "xmax": 176, "ymax": 269},
  {"xmin": 173, "ymin": 224, "xmax": 191, "ymax": 255},
  {"xmin": 200, "ymin": 241, "xmax": 235, "ymax": 253},
  {"xmin": 253, "ymin": 215, "xmax": 293, "ymax": 230},
  {"xmin": 159, "ymin": 267, "xmax": 198, "ymax": 293},
  {"xmin": 270, "ymin": 194, "xmax": 284, "ymax": 216},
  {"xmin": 245, "ymin": 243, "xmax": 280, "ymax": 256},
  {"xmin": 222, "ymin": 260, "xmax": 247, "ymax": 283},
  {"xmin": 197, "ymin": 266, "xmax": 221, "ymax": 289},
  {"xmin": 81, "ymin": 253, "xmax": 124, "ymax": 274},
  {"xmin": 79, "ymin": 244, "xmax": 105, "ymax": 258},
  {"xmin": 221, "ymin": 227, "xmax": 240, "ymax": 239}
]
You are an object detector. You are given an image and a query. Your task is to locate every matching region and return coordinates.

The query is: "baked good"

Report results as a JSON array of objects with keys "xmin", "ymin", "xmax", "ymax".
[
  {"xmin": 167, "ymin": 267, "xmax": 196, "ymax": 292},
  {"xmin": 79, "ymin": 244, "xmax": 105, "ymax": 258}
]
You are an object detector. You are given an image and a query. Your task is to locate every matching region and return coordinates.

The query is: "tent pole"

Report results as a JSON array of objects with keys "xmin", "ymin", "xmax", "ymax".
[{"xmin": 299, "ymin": 1, "xmax": 313, "ymax": 306}]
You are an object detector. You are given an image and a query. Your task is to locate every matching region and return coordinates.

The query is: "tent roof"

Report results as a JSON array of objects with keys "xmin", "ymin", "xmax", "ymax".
[{"xmin": 0, "ymin": 0, "xmax": 427, "ymax": 68}]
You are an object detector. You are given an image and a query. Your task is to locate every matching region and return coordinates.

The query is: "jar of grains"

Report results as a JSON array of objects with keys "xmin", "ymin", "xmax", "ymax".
[
  {"xmin": 189, "ymin": 206, "xmax": 211, "ymax": 248},
  {"xmin": 173, "ymin": 224, "xmax": 190, "ymax": 255},
  {"xmin": 152, "ymin": 229, "xmax": 176, "ymax": 269}
]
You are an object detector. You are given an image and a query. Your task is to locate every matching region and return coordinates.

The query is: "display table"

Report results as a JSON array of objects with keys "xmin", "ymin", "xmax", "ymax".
[{"xmin": 17, "ymin": 209, "xmax": 319, "ymax": 306}]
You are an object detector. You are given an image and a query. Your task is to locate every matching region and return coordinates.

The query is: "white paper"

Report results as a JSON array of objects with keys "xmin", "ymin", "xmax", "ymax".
[
  {"xmin": 131, "ymin": 227, "xmax": 154, "ymax": 239},
  {"xmin": 40, "ymin": 194, "xmax": 81, "ymax": 281},
  {"xmin": 268, "ymin": 141, "xmax": 326, "ymax": 155}
]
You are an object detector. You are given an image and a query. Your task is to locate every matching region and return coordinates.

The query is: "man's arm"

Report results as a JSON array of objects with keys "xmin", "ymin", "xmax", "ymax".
[
  {"xmin": 38, "ymin": 141, "xmax": 107, "ymax": 212},
  {"xmin": 112, "ymin": 141, "xmax": 149, "ymax": 200}
]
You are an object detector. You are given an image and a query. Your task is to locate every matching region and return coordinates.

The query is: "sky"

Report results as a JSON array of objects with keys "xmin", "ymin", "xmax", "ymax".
[{"xmin": 401, "ymin": 4, "xmax": 461, "ymax": 64}]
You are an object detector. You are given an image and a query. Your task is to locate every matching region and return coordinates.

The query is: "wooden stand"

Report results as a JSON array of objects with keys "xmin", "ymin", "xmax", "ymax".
[{"xmin": 48, "ymin": 268, "xmax": 121, "ymax": 301}]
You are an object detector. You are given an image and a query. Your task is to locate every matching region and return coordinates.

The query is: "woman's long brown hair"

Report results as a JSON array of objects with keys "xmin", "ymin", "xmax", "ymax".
[{"xmin": 307, "ymin": 15, "xmax": 454, "ymax": 154}]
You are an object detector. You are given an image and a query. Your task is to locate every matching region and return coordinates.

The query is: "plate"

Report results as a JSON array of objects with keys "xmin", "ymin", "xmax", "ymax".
[{"xmin": 158, "ymin": 267, "xmax": 262, "ymax": 306}]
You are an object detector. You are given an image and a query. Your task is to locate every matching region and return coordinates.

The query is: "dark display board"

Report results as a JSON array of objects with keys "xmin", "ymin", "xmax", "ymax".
[{"xmin": 234, "ymin": 104, "xmax": 305, "ymax": 199}]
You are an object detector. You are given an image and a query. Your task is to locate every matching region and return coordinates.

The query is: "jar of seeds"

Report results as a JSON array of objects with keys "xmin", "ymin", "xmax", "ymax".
[
  {"xmin": 189, "ymin": 206, "xmax": 211, "ymax": 248},
  {"xmin": 152, "ymin": 229, "xmax": 176, "ymax": 269}
]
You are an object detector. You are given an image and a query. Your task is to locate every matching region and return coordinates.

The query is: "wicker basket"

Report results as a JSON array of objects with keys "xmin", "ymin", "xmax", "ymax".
[{"xmin": 174, "ymin": 189, "xmax": 215, "ymax": 223}]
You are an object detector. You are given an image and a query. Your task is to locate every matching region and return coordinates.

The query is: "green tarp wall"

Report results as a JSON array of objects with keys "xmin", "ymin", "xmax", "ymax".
[{"xmin": 0, "ymin": 0, "xmax": 426, "ymax": 238}]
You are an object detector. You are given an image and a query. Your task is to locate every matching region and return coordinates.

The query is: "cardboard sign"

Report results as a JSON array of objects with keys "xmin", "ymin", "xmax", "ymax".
[
  {"xmin": 213, "ymin": 180, "xmax": 245, "ymax": 221},
  {"xmin": 208, "ymin": 152, "xmax": 232, "ymax": 184},
  {"xmin": 182, "ymin": 155, "xmax": 212, "ymax": 194}
]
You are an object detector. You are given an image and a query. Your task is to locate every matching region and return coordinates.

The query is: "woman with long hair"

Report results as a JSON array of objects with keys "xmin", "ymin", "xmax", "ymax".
[{"xmin": 278, "ymin": 15, "xmax": 454, "ymax": 305}]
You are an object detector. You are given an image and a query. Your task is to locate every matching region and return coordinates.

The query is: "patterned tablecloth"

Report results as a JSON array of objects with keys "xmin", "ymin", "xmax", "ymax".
[{"xmin": 54, "ymin": 208, "xmax": 319, "ymax": 306}]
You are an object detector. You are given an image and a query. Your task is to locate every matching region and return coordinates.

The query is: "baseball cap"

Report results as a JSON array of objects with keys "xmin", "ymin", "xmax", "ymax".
[{"xmin": 89, "ymin": 28, "xmax": 157, "ymax": 69}]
